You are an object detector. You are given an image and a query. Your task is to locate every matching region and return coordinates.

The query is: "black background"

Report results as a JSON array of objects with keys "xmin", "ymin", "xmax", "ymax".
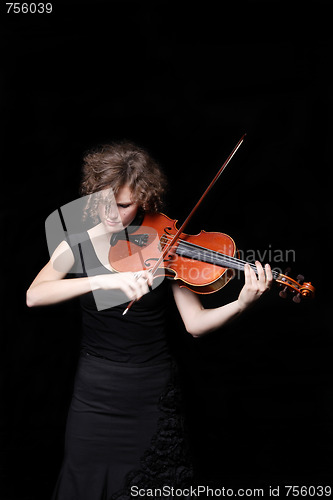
[{"xmin": 1, "ymin": 1, "xmax": 332, "ymax": 498}]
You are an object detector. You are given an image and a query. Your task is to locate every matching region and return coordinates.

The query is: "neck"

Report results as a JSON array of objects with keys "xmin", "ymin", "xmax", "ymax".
[{"xmin": 175, "ymin": 238, "xmax": 280, "ymax": 280}]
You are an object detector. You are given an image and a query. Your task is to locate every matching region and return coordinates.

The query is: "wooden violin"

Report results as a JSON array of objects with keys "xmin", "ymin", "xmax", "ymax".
[
  {"xmin": 108, "ymin": 135, "xmax": 315, "ymax": 313},
  {"xmin": 109, "ymin": 211, "xmax": 315, "ymax": 300}
]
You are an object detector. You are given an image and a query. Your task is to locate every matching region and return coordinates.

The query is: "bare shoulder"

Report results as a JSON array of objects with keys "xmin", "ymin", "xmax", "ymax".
[
  {"xmin": 28, "ymin": 240, "xmax": 75, "ymax": 291},
  {"xmin": 51, "ymin": 240, "xmax": 75, "ymax": 273}
]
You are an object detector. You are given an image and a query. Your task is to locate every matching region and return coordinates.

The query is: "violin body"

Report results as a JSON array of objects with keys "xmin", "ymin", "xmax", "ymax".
[{"xmin": 109, "ymin": 212, "xmax": 237, "ymax": 293}]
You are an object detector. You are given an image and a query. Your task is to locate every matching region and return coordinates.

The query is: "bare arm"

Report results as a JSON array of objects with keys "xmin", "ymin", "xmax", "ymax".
[
  {"xmin": 172, "ymin": 262, "xmax": 273, "ymax": 337},
  {"xmin": 26, "ymin": 241, "xmax": 153, "ymax": 307}
]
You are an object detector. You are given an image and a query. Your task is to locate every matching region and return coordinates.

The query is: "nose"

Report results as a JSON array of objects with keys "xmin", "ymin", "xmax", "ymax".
[{"xmin": 106, "ymin": 202, "xmax": 119, "ymax": 220}]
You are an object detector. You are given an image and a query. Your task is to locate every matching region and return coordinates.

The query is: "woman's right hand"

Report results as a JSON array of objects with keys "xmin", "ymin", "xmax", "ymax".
[
  {"xmin": 92, "ymin": 271, "xmax": 153, "ymax": 301},
  {"xmin": 26, "ymin": 239, "xmax": 154, "ymax": 307}
]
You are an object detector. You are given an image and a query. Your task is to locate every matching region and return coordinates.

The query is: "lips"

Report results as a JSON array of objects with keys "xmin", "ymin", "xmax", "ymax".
[{"xmin": 105, "ymin": 219, "xmax": 121, "ymax": 226}]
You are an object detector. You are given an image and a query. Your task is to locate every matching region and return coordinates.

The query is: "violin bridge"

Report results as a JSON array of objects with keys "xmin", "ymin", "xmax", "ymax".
[{"xmin": 159, "ymin": 233, "xmax": 169, "ymax": 249}]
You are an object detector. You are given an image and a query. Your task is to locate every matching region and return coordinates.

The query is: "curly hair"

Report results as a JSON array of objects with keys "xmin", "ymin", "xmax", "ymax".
[{"xmin": 80, "ymin": 141, "xmax": 167, "ymax": 222}]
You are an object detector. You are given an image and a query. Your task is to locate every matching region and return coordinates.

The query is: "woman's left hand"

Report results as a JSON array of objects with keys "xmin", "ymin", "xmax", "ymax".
[{"xmin": 237, "ymin": 261, "xmax": 273, "ymax": 311}]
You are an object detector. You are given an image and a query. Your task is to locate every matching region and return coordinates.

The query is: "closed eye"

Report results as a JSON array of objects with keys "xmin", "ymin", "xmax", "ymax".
[{"xmin": 117, "ymin": 204, "xmax": 131, "ymax": 209}]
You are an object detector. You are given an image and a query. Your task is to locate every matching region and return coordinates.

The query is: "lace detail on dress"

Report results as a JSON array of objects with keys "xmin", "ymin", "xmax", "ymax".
[{"xmin": 111, "ymin": 370, "xmax": 193, "ymax": 500}]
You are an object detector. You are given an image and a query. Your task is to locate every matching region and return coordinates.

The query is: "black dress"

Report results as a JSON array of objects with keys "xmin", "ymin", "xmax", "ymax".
[{"xmin": 51, "ymin": 232, "xmax": 192, "ymax": 499}]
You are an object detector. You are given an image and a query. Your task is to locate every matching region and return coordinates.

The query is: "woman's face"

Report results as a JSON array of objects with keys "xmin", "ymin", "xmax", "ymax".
[{"xmin": 98, "ymin": 185, "xmax": 139, "ymax": 233}]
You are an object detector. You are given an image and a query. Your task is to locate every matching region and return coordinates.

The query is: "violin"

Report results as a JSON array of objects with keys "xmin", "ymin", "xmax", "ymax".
[{"xmin": 108, "ymin": 135, "xmax": 315, "ymax": 313}]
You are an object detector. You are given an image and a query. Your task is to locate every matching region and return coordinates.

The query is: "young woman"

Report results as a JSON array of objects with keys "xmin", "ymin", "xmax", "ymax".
[{"xmin": 27, "ymin": 142, "xmax": 273, "ymax": 499}]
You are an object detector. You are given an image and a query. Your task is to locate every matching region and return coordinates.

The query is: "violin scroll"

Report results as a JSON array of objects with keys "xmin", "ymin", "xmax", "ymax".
[{"xmin": 277, "ymin": 269, "xmax": 315, "ymax": 302}]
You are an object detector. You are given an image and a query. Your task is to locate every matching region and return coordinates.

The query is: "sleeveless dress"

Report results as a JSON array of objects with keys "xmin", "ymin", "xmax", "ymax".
[{"xmin": 51, "ymin": 232, "xmax": 193, "ymax": 500}]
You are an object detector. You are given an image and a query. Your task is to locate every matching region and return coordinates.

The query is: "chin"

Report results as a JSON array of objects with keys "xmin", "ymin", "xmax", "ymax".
[{"xmin": 104, "ymin": 220, "xmax": 123, "ymax": 232}]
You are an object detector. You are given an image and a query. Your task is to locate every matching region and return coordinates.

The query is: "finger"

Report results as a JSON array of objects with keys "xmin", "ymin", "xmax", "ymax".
[
  {"xmin": 247, "ymin": 263, "xmax": 259, "ymax": 287},
  {"xmin": 122, "ymin": 282, "xmax": 139, "ymax": 300},
  {"xmin": 244, "ymin": 263, "xmax": 256, "ymax": 289},
  {"xmin": 122, "ymin": 274, "xmax": 144, "ymax": 300},
  {"xmin": 255, "ymin": 261, "xmax": 268, "ymax": 291},
  {"xmin": 244, "ymin": 263, "xmax": 252, "ymax": 284},
  {"xmin": 136, "ymin": 277, "xmax": 150, "ymax": 297},
  {"xmin": 265, "ymin": 263, "xmax": 273, "ymax": 288},
  {"xmin": 255, "ymin": 261, "xmax": 266, "ymax": 281},
  {"xmin": 133, "ymin": 272, "xmax": 151, "ymax": 298},
  {"xmin": 133, "ymin": 270, "xmax": 152, "ymax": 284},
  {"xmin": 140, "ymin": 270, "xmax": 153, "ymax": 287}
]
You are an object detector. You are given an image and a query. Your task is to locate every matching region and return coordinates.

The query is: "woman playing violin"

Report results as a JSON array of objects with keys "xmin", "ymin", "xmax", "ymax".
[{"xmin": 27, "ymin": 141, "xmax": 273, "ymax": 499}]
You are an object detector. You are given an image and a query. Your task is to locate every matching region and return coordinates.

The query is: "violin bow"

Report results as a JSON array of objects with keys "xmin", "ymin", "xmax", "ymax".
[{"xmin": 122, "ymin": 134, "xmax": 246, "ymax": 315}]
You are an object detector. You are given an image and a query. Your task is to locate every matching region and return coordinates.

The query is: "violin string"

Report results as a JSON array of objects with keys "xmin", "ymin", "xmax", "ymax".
[
  {"xmin": 161, "ymin": 233, "xmax": 247, "ymax": 268},
  {"xmin": 162, "ymin": 234, "xmax": 258, "ymax": 269},
  {"xmin": 177, "ymin": 240, "xmax": 281, "ymax": 279},
  {"xmin": 178, "ymin": 241, "xmax": 258, "ymax": 273},
  {"xmin": 161, "ymin": 234, "xmax": 237, "ymax": 267},
  {"xmin": 160, "ymin": 235, "xmax": 280, "ymax": 280}
]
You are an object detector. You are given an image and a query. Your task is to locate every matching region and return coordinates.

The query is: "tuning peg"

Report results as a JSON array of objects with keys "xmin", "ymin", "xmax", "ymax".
[
  {"xmin": 292, "ymin": 275, "xmax": 304, "ymax": 303},
  {"xmin": 278, "ymin": 267, "xmax": 291, "ymax": 298},
  {"xmin": 279, "ymin": 286, "xmax": 288, "ymax": 299}
]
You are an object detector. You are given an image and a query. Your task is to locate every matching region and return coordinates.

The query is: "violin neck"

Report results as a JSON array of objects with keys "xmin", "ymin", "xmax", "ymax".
[{"xmin": 176, "ymin": 239, "xmax": 280, "ymax": 280}]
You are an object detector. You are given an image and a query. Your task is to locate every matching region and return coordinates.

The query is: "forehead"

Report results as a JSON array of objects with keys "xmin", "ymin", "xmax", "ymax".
[
  {"xmin": 99, "ymin": 185, "xmax": 133, "ymax": 203},
  {"xmin": 116, "ymin": 185, "xmax": 133, "ymax": 202}
]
